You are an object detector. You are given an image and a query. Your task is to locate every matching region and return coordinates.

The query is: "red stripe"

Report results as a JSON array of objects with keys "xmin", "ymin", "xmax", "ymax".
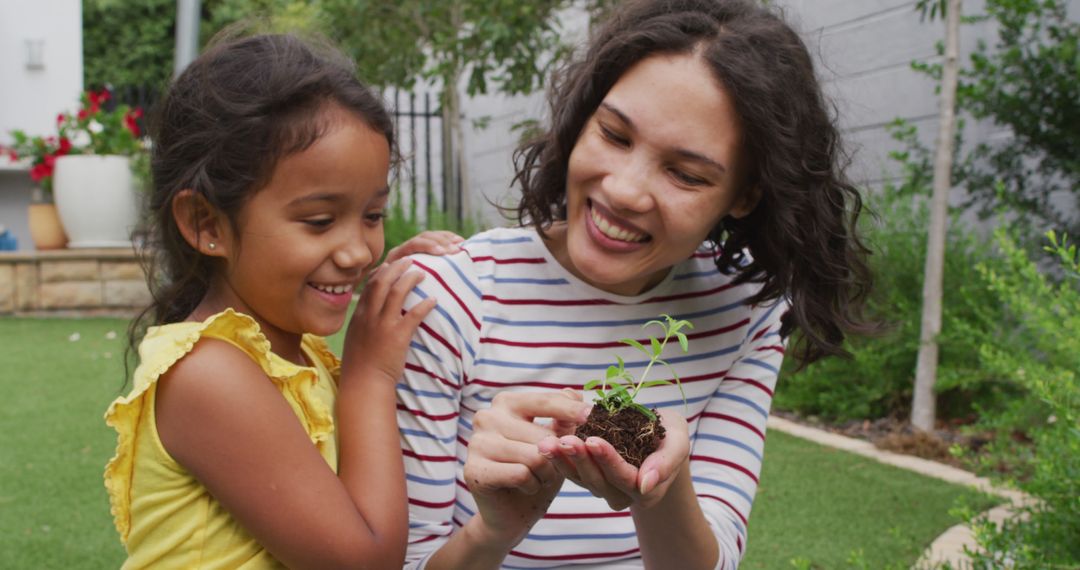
[
  {"xmin": 542, "ymin": 511, "xmax": 631, "ymax": 519},
  {"xmin": 418, "ymin": 321, "xmax": 462, "ymax": 360},
  {"xmin": 737, "ymin": 535, "xmax": 744, "ymax": 553},
  {"xmin": 755, "ymin": 344, "xmax": 785, "ymax": 355},
  {"xmin": 456, "ymin": 436, "xmax": 470, "ymax": 448},
  {"xmin": 456, "ymin": 478, "xmax": 470, "ymax": 492},
  {"xmin": 701, "ymin": 412, "xmax": 765, "ymax": 440},
  {"xmin": 469, "ymin": 255, "xmax": 546, "ymax": 264},
  {"xmin": 692, "ymin": 251, "xmax": 715, "ymax": 259},
  {"xmin": 698, "ymin": 494, "xmax": 748, "ymax": 527},
  {"xmin": 470, "ymin": 379, "xmax": 577, "ymax": 390},
  {"xmin": 723, "ymin": 376, "xmax": 775, "ymax": 397},
  {"xmin": 413, "ymin": 259, "xmax": 481, "ymax": 330},
  {"xmin": 690, "ymin": 455, "xmax": 759, "ymax": 484},
  {"xmin": 402, "ymin": 448, "xmax": 456, "ymax": 462},
  {"xmin": 405, "ymin": 362, "xmax": 460, "ymax": 390},
  {"xmin": 397, "ymin": 403, "xmax": 458, "ymax": 421},
  {"xmin": 408, "ymin": 497, "xmax": 455, "ymax": 509},
  {"xmin": 752, "ymin": 326, "xmax": 772, "ymax": 341},
  {"xmin": 479, "ymin": 318, "xmax": 750, "ymax": 350},
  {"xmin": 509, "ymin": 547, "xmax": 640, "ymax": 561},
  {"xmin": 409, "ymin": 533, "xmax": 442, "ymax": 545}
]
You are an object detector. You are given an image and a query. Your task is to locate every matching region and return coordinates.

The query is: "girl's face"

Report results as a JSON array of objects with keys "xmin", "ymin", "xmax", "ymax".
[
  {"xmin": 556, "ymin": 52, "xmax": 756, "ymax": 296},
  {"xmin": 214, "ymin": 109, "xmax": 390, "ymax": 350}
]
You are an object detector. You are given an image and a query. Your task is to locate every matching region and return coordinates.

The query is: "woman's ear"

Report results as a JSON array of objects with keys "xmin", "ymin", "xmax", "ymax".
[
  {"xmin": 729, "ymin": 185, "xmax": 762, "ymax": 220},
  {"xmin": 172, "ymin": 189, "xmax": 229, "ymax": 257}
]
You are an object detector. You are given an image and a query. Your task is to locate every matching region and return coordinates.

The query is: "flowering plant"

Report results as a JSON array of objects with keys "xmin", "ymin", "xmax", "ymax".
[{"xmin": 3, "ymin": 89, "xmax": 144, "ymax": 200}]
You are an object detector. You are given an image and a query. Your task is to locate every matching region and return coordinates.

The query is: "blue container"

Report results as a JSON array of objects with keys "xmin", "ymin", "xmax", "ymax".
[{"xmin": 0, "ymin": 227, "xmax": 17, "ymax": 251}]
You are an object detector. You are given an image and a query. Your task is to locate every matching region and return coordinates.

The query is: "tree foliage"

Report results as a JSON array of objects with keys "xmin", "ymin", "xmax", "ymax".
[
  {"xmin": 82, "ymin": 0, "xmax": 177, "ymax": 91},
  {"xmin": 912, "ymin": 0, "xmax": 1080, "ymax": 238}
]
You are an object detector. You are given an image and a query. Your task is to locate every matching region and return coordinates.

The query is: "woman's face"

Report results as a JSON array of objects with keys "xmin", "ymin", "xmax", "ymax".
[{"xmin": 556, "ymin": 52, "xmax": 756, "ymax": 296}]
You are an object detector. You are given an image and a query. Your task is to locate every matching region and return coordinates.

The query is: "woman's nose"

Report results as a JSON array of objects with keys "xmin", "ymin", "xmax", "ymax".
[{"xmin": 603, "ymin": 155, "xmax": 655, "ymax": 213}]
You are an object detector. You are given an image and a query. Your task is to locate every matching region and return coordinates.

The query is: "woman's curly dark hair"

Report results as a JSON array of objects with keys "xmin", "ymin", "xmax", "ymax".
[
  {"xmin": 125, "ymin": 32, "xmax": 395, "ymax": 381},
  {"xmin": 513, "ymin": 0, "xmax": 875, "ymax": 366}
]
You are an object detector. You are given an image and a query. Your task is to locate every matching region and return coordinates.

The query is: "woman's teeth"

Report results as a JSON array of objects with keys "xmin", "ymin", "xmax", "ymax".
[
  {"xmin": 591, "ymin": 208, "xmax": 647, "ymax": 243},
  {"xmin": 311, "ymin": 283, "xmax": 352, "ymax": 295}
]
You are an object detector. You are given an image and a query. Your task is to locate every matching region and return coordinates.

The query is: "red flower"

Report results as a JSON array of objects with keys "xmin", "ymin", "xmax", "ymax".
[
  {"xmin": 57, "ymin": 137, "xmax": 71, "ymax": 156},
  {"xmin": 56, "ymin": 113, "xmax": 65, "ymax": 126},
  {"xmin": 77, "ymin": 109, "xmax": 89, "ymax": 121},
  {"xmin": 123, "ymin": 111, "xmax": 141, "ymax": 137}
]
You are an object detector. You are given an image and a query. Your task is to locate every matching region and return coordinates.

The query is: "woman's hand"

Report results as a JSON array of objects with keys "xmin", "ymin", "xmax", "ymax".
[
  {"xmin": 384, "ymin": 230, "xmax": 464, "ymax": 263},
  {"xmin": 462, "ymin": 390, "xmax": 591, "ymax": 547},
  {"xmin": 537, "ymin": 407, "xmax": 691, "ymax": 511},
  {"xmin": 342, "ymin": 258, "xmax": 435, "ymax": 384}
]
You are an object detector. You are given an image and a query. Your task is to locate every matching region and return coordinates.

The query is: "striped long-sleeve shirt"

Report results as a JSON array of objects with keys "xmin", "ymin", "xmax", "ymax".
[{"xmin": 398, "ymin": 227, "xmax": 786, "ymax": 569}]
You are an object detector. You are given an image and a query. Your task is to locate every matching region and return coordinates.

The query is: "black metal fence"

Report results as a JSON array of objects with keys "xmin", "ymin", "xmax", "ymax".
[{"xmin": 388, "ymin": 89, "xmax": 462, "ymax": 228}]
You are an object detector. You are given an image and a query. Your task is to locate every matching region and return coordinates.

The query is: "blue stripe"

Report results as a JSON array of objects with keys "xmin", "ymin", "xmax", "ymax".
[
  {"xmin": 443, "ymin": 256, "xmax": 482, "ymax": 300},
  {"xmin": 477, "ymin": 275, "xmax": 569, "ymax": 285},
  {"xmin": 743, "ymin": 358, "xmax": 779, "ymax": 375},
  {"xmin": 406, "ymin": 473, "xmax": 456, "ymax": 486},
  {"xmin": 694, "ymin": 433, "xmax": 763, "ymax": 462},
  {"xmin": 454, "ymin": 500, "xmax": 475, "ymax": 517},
  {"xmin": 692, "ymin": 476, "xmax": 754, "ymax": 505},
  {"xmin": 396, "ymin": 383, "xmax": 455, "ymax": 400},
  {"xmin": 476, "ymin": 343, "xmax": 739, "ymax": 371},
  {"xmin": 649, "ymin": 393, "xmax": 712, "ymax": 409},
  {"xmin": 399, "ymin": 428, "xmax": 457, "ymax": 444},
  {"xmin": 457, "ymin": 416, "xmax": 473, "ymax": 431},
  {"xmin": 481, "ymin": 299, "xmax": 744, "ymax": 328},
  {"xmin": 713, "ymin": 392, "xmax": 769, "ymax": 419},
  {"xmin": 747, "ymin": 302, "xmax": 780, "ymax": 337},
  {"xmin": 525, "ymin": 530, "xmax": 639, "ymax": 541},
  {"xmin": 414, "ymin": 288, "xmax": 477, "ymax": 361},
  {"xmin": 467, "ymin": 236, "xmax": 534, "ymax": 244}
]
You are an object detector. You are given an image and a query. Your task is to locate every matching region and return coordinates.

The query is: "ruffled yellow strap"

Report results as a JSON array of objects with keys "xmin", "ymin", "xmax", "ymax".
[{"xmin": 102, "ymin": 309, "xmax": 338, "ymax": 543}]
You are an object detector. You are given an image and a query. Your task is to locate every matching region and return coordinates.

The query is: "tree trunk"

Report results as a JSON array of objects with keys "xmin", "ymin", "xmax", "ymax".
[{"xmin": 912, "ymin": 0, "xmax": 963, "ymax": 432}]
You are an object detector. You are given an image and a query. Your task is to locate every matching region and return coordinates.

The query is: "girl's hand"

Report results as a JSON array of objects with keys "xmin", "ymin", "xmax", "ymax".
[
  {"xmin": 342, "ymin": 258, "xmax": 436, "ymax": 384},
  {"xmin": 537, "ymin": 408, "xmax": 690, "ymax": 511},
  {"xmin": 384, "ymin": 230, "xmax": 465, "ymax": 263},
  {"xmin": 462, "ymin": 390, "xmax": 591, "ymax": 547}
]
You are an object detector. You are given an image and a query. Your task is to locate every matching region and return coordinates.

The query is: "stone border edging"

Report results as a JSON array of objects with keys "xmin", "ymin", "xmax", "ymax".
[{"xmin": 765, "ymin": 416, "xmax": 1033, "ymax": 569}]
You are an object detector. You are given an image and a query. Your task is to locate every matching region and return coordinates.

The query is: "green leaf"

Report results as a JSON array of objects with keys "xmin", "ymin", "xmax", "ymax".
[
  {"xmin": 641, "ymin": 379, "xmax": 673, "ymax": 388},
  {"xmin": 629, "ymin": 402, "xmax": 657, "ymax": 420},
  {"xmin": 584, "ymin": 379, "xmax": 602, "ymax": 391},
  {"xmin": 677, "ymin": 332, "xmax": 689, "ymax": 353},
  {"xmin": 606, "ymin": 365, "xmax": 621, "ymax": 379},
  {"xmin": 621, "ymin": 338, "xmax": 649, "ymax": 356},
  {"xmin": 650, "ymin": 337, "xmax": 662, "ymax": 357}
]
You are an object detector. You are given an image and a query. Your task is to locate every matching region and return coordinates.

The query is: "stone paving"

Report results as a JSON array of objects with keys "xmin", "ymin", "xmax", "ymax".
[{"xmin": 765, "ymin": 416, "xmax": 1033, "ymax": 569}]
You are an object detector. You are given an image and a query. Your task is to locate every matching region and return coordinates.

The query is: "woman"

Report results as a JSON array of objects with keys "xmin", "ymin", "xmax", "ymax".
[{"xmin": 385, "ymin": 1, "xmax": 873, "ymax": 568}]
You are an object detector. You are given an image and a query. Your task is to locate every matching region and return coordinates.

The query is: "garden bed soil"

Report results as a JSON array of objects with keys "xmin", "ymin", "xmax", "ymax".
[{"xmin": 771, "ymin": 411, "xmax": 995, "ymax": 470}]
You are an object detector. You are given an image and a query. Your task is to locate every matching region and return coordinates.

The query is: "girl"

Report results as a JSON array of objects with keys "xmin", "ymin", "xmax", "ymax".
[
  {"xmin": 103, "ymin": 33, "xmax": 460, "ymax": 569},
  {"xmin": 386, "ymin": 1, "xmax": 875, "ymax": 569}
]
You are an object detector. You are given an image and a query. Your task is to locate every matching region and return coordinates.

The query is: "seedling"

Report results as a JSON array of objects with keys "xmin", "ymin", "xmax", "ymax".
[
  {"xmin": 583, "ymin": 314, "xmax": 692, "ymax": 420},
  {"xmin": 575, "ymin": 314, "xmax": 693, "ymax": 467}
]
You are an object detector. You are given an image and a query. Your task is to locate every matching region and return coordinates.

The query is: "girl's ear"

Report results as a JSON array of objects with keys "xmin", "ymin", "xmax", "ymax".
[
  {"xmin": 172, "ymin": 189, "xmax": 229, "ymax": 257},
  {"xmin": 729, "ymin": 185, "xmax": 762, "ymax": 220}
]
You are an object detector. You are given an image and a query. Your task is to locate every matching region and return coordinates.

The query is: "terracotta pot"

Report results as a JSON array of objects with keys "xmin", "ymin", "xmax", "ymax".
[
  {"xmin": 53, "ymin": 155, "xmax": 138, "ymax": 248},
  {"xmin": 28, "ymin": 202, "xmax": 68, "ymax": 250}
]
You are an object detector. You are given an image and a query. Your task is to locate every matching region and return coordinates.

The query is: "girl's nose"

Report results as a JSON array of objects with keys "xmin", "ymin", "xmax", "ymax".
[{"xmin": 333, "ymin": 231, "xmax": 374, "ymax": 272}]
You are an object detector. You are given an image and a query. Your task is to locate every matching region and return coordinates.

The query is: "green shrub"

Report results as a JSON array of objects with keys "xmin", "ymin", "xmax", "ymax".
[
  {"xmin": 956, "ymin": 230, "xmax": 1080, "ymax": 568},
  {"xmin": 774, "ymin": 174, "xmax": 1013, "ymax": 422}
]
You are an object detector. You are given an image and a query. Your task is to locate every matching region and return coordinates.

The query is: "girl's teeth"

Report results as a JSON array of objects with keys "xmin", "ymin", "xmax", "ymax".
[{"xmin": 314, "ymin": 284, "xmax": 350, "ymax": 294}]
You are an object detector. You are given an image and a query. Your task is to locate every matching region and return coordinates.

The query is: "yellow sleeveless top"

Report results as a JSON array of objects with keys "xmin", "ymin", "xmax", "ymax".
[{"xmin": 103, "ymin": 309, "xmax": 340, "ymax": 569}]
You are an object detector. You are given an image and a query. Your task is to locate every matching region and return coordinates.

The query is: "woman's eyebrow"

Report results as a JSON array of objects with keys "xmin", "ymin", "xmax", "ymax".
[{"xmin": 599, "ymin": 102, "xmax": 726, "ymax": 174}]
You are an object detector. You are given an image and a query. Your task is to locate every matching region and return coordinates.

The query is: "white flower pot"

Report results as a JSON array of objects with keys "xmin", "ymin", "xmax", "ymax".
[{"xmin": 53, "ymin": 155, "xmax": 139, "ymax": 248}]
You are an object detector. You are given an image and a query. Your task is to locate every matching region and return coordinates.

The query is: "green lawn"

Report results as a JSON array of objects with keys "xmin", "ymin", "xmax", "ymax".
[{"xmin": 2, "ymin": 316, "xmax": 996, "ymax": 569}]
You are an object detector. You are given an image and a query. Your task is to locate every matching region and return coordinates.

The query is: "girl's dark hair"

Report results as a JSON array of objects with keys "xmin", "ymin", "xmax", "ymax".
[
  {"xmin": 126, "ymin": 32, "xmax": 394, "ymax": 369},
  {"xmin": 513, "ymin": 0, "xmax": 875, "ymax": 366}
]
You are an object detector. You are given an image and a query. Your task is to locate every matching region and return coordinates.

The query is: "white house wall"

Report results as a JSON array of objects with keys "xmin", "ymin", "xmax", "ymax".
[
  {"xmin": 0, "ymin": 0, "xmax": 83, "ymax": 249},
  {"xmin": 459, "ymin": 0, "xmax": 1079, "ymax": 228}
]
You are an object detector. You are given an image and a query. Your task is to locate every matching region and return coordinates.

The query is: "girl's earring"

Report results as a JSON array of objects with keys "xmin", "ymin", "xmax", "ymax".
[{"xmin": 208, "ymin": 243, "xmax": 216, "ymax": 250}]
